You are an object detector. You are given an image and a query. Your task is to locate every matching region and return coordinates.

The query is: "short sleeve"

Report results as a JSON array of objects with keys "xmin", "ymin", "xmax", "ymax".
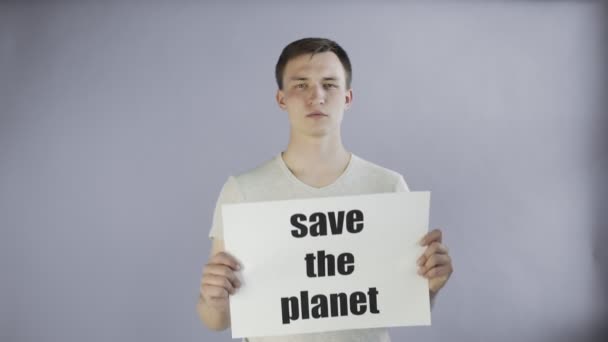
[
  {"xmin": 208, "ymin": 176, "xmax": 243, "ymax": 239},
  {"xmin": 394, "ymin": 175, "xmax": 410, "ymax": 192}
]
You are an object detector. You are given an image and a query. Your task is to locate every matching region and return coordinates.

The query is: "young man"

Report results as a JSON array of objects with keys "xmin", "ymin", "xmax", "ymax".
[{"xmin": 197, "ymin": 38, "xmax": 453, "ymax": 341}]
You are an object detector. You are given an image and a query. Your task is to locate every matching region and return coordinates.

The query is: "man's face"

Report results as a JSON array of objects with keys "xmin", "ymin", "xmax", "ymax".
[{"xmin": 276, "ymin": 52, "xmax": 353, "ymax": 138}]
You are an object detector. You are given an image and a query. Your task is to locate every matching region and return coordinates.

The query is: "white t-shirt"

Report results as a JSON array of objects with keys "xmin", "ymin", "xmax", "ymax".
[{"xmin": 208, "ymin": 152, "xmax": 409, "ymax": 342}]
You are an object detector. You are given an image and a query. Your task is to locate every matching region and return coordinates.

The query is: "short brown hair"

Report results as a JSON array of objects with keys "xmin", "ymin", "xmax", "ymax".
[{"xmin": 275, "ymin": 37, "xmax": 352, "ymax": 90}]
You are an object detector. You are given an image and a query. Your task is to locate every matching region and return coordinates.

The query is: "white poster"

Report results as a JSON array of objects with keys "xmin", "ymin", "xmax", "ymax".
[{"xmin": 222, "ymin": 192, "xmax": 431, "ymax": 338}]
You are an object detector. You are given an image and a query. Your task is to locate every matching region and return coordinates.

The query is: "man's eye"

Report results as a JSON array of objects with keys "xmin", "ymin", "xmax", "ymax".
[
  {"xmin": 324, "ymin": 84, "xmax": 337, "ymax": 88},
  {"xmin": 296, "ymin": 84, "xmax": 307, "ymax": 89}
]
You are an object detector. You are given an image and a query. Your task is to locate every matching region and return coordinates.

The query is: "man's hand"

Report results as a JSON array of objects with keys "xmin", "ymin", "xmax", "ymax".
[
  {"xmin": 417, "ymin": 229, "xmax": 453, "ymax": 295},
  {"xmin": 200, "ymin": 251, "xmax": 242, "ymax": 312}
]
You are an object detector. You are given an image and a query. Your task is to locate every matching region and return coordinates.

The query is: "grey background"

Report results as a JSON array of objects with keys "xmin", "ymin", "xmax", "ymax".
[{"xmin": 1, "ymin": 1, "xmax": 606, "ymax": 341}]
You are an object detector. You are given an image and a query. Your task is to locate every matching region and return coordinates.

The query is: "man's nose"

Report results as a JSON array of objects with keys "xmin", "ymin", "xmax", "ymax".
[{"xmin": 308, "ymin": 85, "xmax": 325, "ymax": 105}]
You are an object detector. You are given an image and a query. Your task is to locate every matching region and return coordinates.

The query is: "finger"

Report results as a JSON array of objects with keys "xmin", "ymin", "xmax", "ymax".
[
  {"xmin": 417, "ymin": 255, "xmax": 425, "ymax": 266},
  {"xmin": 203, "ymin": 264, "xmax": 241, "ymax": 287},
  {"xmin": 202, "ymin": 284, "xmax": 230, "ymax": 299},
  {"xmin": 419, "ymin": 229, "xmax": 442, "ymax": 246},
  {"xmin": 210, "ymin": 252, "xmax": 241, "ymax": 270},
  {"xmin": 203, "ymin": 266, "xmax": 241, "ymax": 288},
  {"xmin": 417, "ymin": 242, "xmax": 448, "ymax": 266},
  {"xmin": 424, "ymin": 265, "xmax": 452, "ymax": 278},
  {"xmin": 203, "ymin": 274, "xmax": 235, "ymax": 292},
  {"xmin": 423, "ymin": 242, "xmax": 449, "ymax": 259},
  {"xmin": 423, "ymin": 254, "xmax": 451, "ymax": 270},
  {"xmin": 419, "ymin": 254, "xmax": 451, "ymax": 274},
  {"xmin": 200, "ymin": 282, "xmax": 226, "ymax": 298},
  {"xmin": 203, "ymin": 274, "xmax": 236, "ymax": 294}
]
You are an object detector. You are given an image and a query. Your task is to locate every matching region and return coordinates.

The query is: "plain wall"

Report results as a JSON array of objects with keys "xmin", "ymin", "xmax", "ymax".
[{"xmin": 1, "ymin": 1, "xmax": 606, "ymax": 341}]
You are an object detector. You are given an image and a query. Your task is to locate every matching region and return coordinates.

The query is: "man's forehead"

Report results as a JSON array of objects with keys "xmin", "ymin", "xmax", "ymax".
[{"xmin": 284, "ymin": 53, "xmax": 345, "ymax": 80}]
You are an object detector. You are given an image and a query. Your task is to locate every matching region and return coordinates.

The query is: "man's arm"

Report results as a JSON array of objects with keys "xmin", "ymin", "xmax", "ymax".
[{"xmin": 197, "ymin": 238, "xmax": 239, "ymax": 331}]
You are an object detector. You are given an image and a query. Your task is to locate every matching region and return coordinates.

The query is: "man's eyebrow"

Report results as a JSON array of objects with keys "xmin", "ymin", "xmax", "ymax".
[{"xmin": 287, "ymin": 76, "xmax": 340, "ymax": 82}]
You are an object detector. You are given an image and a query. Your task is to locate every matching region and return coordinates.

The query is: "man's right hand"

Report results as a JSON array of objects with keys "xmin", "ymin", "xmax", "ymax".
[{"xmin": 199, "ymin": 251, "xmax": 242, "ymax": 312}]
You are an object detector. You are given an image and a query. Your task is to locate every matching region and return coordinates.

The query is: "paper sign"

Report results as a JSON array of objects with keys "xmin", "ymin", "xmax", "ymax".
[{"xmin": 222, "ymin": 192, "xmax": 431, "ymax": 338}]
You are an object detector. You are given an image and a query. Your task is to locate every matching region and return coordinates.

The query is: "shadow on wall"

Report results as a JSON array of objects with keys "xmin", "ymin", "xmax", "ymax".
[
  {"xmin": 591, "ymin": 2, "xmax": 608, "ymax": 340},
  {"xmin": 554, "ymin": 2, "xmax": 608, "ymax": 342}
]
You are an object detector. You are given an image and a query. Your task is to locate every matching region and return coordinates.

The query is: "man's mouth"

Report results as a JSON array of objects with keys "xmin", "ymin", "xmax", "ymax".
[{"xmin": 307, "ymin": 111, "xmax": 328, "ymax": 117}]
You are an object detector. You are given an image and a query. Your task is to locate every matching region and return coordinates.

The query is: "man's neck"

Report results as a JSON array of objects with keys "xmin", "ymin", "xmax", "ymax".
[{"xmin": 281, "ymin": 131, "xmax": 351, "ymax": 188}]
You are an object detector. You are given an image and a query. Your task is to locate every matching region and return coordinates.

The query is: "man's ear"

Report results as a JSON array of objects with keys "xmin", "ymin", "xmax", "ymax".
[
  {"xmin": 344, "ymin": 88, "xmax": 353, "ymax": 111},
  {"xmin": 276, "ymin": 89, "xmax": 287, "ymax": 110}
]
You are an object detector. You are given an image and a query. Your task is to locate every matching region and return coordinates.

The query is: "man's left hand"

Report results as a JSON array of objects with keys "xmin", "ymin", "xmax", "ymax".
[{"xmin": 417, "ymin": 228, "xmax": 453, "ymax": 295}]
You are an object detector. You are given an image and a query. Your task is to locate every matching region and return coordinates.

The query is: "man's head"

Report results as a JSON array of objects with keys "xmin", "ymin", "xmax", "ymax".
[
  {"xmin": 275, "ymin": 38, "xmax": 352, "ymax": 90},
  {"xmin": 275, "ymin": 38, "xmax": 353, "ymax": 138}
]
